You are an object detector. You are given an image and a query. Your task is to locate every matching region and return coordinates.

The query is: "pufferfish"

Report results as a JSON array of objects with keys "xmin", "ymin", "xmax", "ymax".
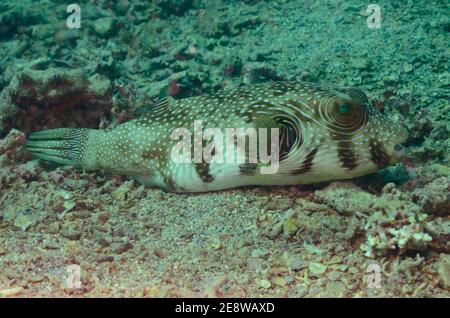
[{"xmin": 26, "ymin": 81, "xmax": 408, "ymax": 193}]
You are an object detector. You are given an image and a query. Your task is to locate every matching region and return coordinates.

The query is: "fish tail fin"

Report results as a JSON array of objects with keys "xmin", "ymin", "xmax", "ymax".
[{"xmin": 26, "ymin": 128, "xmax": 93, "ymax": 168}]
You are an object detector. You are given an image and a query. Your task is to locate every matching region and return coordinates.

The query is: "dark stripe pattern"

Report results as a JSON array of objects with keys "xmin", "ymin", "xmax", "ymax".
[
  {"xmin": 369, "ymin": 139, "xmax": 390, "ymax": 168},
  {"xmin": 292, "ymin": 147, "xmax": 318, "ymax": 174},
  {"xmin": 195, "ymin": 162, "xmax": 214, "ymax": 183},
  {"xmin": 337, "ymin": 140, "xmax": 358, "ymax": 170}
]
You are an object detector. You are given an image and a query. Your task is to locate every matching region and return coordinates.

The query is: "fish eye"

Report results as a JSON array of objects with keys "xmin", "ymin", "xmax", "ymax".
[
  {"xmin": 328, "ymin": 100, "xmax": 366, "ymax": 131},
  {"xmin": 337, "ymin": 104, "xmax": 351, "ymax": 114}
]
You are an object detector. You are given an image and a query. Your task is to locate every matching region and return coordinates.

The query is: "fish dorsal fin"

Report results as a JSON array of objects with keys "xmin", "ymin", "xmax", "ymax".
[
  {"xmin": 345, "ymin": 87, "xmax": 369, "ymax": 103},
  {"xmin": 132, "ymin": 96, "xmax": 176, "ymax": 116},
  {"xmin": 153, "ymin": 96, "xmax": 175, "ymax": 113}
]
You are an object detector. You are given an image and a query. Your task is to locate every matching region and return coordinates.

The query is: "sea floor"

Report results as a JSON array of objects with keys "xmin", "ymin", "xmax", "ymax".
[
  {"xmin": 0, "ymin": 0, "xmax": 449, "ymax": 297},
  {"xmin": 0, "ymin": 172, "xmax": 448, "ymax": 297}
]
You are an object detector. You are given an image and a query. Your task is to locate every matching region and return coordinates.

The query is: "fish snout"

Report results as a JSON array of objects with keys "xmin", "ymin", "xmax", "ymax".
[
  {"xmin": 391, "ymin": 125, "xmax": 409, "ymax": 162},
  {"xmin": 393, "ymin": 143, "xmax": 406, "ymax": 160}
]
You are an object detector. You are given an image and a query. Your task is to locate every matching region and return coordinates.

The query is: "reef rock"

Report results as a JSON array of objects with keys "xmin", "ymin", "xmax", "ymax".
[{"xmin": 0, "ymin": 67, "xmax": 112, "ymax": 135}]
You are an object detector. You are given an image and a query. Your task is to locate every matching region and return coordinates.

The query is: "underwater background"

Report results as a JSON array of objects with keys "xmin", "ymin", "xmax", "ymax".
[{"xmin": 0, "ymin": 0, "xmax": 448, "ymax": 297}]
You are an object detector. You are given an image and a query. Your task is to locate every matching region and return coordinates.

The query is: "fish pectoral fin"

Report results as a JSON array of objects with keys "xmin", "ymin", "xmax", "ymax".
[{"xmin": 133, "ymin": 175, "xmax": 154, "ymax": 185}]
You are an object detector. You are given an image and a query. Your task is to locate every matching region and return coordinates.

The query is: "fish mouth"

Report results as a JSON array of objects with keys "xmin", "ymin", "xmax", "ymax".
[
  {"xmin": 393, "ymin": 143, "xmax": 407, "ymax": 161},
  {"xmin": 391, "ymin": 127, "xmax": 409, "ymax": 163}
]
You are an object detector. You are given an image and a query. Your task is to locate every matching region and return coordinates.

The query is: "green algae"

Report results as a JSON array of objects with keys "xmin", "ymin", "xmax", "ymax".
[
  {"xmin": 282, "ymin": 217, "xmax": 301, "ymax": 237},
  {"xmin": 308, "ymin": 262, "xmax": 328, "ymax": 276}
]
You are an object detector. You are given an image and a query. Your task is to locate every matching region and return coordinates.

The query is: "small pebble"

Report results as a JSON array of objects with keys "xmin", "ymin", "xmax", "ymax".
[
  {"xmin": 272, "ymin": 277, "xmax": 285, "ymax": 286},
  {"xmin": 61, "ymin": 227, "xmax": 81, "ymax": 240},
  {"xmin": 286, "ymin": 254, "xmax": 307, "ymax": 271},
  {"xmin": 93, "ymin": 17, "xmax": 117, "ymax": 37},
  {"xmin": 308, "ymin": 262, "xmax": 328, "ymax": 276},
  {"xmin": 29, "ymin": 275, "xmax": 45, "ymax": 283},
  {"xmin": 96, "ymin": 212, "xmax": 109, "ymax": 224},
  {"xmin": 154, "ymin": 248, "xmax": 165, "ymax": 258},
  {"xmin": 97, "ymin": 255, "xmax": 115, "ymax": 263},
  {"xmin": 113, "ymin": 242, "xmax": 133, "ymax": 254},
  {"xmin": 283, "ymin": 217, "xmax": 300, "ymax": 237},
  {"xmin": 257, "ymin": 279, "xmax": 271, "ymax": 289},
  {"xmin": 0, "ymin": 287, "xmax": 23, "ymax": 297},
  {"xmin": 251, "ymin": 248, "xmax": 268, "ymax": 258},
  {"xmin": 403, "ymin": 63, "xmax": 413, "ymax": 73},
  {"xmin": 47, "ymin": 222, "xmax": 60, "ymax": 234},
  {"xmin": 13, "ymin": 214, "xmax": 36, "ymax": 231},
  {"xmin": 97, "ymin": 237, "xmax": 111, "ymax": 247}
]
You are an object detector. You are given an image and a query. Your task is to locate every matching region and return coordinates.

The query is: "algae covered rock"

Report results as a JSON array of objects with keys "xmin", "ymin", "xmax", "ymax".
[
  {"xmin": 360, "ymin": 186, "xmax": 433, "ymax": 258},
  {"xmin": 3, "ymin": 208, "xmax": 45, "ymax": 232},
  {"xmin": 0, "ymin": 67, "xmax": 112, "ymax": 134},
  {"xmin": 93, "ymin": 17, "xmax": 118, "ymax": 37},
  {"xmin": 0, "ymin": 1, "xmax": 41, "ymax": 38},
  {"xmin": 282, "ymin": 217, "xmax": 301, "ymax": 237},
  {"xmin": 435, "ymin": 254, "xmax": 450, "ymax": 289},
  {"xmin": 308, "ymin": 262, "xmax": 328, "ymax": 276},
  {"xmin": 314, "ymin": 182, "xmax": 373, "ymax": 215},
  {"xmin": 156, "ymin": 0, "xmax": 196, "ymax": 17},
  {"xmin": 312, "ymin": 181, "xmax": 436, "ymax": 258},
  {"xmin": 411, "ymin": 177, "xmax": 450, "ymax": 216},
  {"xmin": 13, "ymin": 211, "xmax": 39, "ymax": 231},
  {"xmin": 284, "ymin": 253, "xmax": 308, "ymax": 271}
]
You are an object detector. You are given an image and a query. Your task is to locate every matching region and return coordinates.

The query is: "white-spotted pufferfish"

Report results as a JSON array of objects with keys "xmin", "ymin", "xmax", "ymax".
[{"xmin": 26, "ymin": 82, "xmax": 408, "ymax": 192}]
